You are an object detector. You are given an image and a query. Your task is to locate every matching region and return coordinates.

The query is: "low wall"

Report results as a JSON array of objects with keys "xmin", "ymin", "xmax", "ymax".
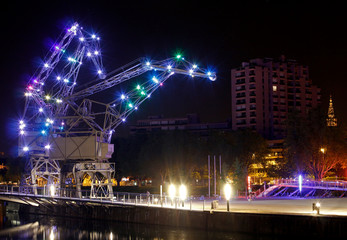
[{"xmin": 19, "ymin": 203, "xmax": 347, "ymax": 238}]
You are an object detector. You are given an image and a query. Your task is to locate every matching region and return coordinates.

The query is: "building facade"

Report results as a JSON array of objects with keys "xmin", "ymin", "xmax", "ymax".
[
  {"xmin": 231, "ymin": 55, "xmax": 321, "ymax": 139},
  {"xmin": 130, "ymin": 113, "xmax": 231, "ymax": 136}
]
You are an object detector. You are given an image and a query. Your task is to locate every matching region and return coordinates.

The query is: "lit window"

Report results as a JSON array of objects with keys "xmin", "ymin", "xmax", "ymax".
[{"xmin": 273, "ymin": 86, "xmax": 277, "ymax": 92}]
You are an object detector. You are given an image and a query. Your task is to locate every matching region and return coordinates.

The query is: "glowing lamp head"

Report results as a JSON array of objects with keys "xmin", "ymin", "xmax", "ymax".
[
  {"xmin": 50, "ymin": 185, "xmax": 55, "ymax": 197},
  {"xmin": 316, "ymin": 202, "xmax": 321, "ymax": 208},
  {"xmin": 224, "ymin": 183, "xmax": 232, "ymax": 200},
  {"xmin": 121, "ymin": 94, "xmax": 126, "ymax": 100},
  {"xmin": 39, "ymin": 107, "xmax": 43, "ymax": 113},
  {"xmin": 176, "ymin": 54, "xmax": 182, "ymax": 59},
  {"xmin": 44, "ymin": 63, "xmax": 49, "ymax": 68},
  {"xmin": 94, "ymin": 51, "xmax": 99, "ymax": 55},
  {"xmin": 153, "ymin": 78, "xmax": 158, "ymax": 83},
  {"xmin": 87, "ymin": 52, "xmax": 92, "ymax": 57},
  {"xmin": 146, "ymin": 61, "xmax": 151, "ymax": 66},
  {"xmin": 192, "ymin": 64, "xmax": 198, "ymax": 69},
  {"xmin": 168, "ymin": 184, "xmax": 176, "ymax": 200},
  {"xmin": 179, "ymin": 184, "xmax": 187, "ymax": 201},
  {"xmin": 45, "ymin": 95, "xmax": 51, "ymax": 100},
  {"xmin": 44, "ymin": 144, "xmax": 51, "ymax": 150},
  {"xmin": 79, "ymin": 37, "xmax": 85, "ymax": 42},
  {"xmin": 122, "ymin": 118, "xmax": 126, "ymax": 122},
  {"xmin": 23, "ymin": 146, "xmax": 29, "ymax": 152},
  {"xmin": 97, "ymin": 70, "xmax": 102, "ymax": 74},
  {"xmin": 91, "ymin": 34, "xmax": 96, "ymax": 39},
  {"xmin": 19, "ymin": 130, "xmax": 25, "ymax": 135}
]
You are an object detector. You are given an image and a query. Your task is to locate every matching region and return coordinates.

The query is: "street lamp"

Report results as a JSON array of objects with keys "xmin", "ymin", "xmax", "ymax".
[
  {"xmin": 320, "ymin": 148, "xmax": 327, "ymax": 164},
  {"xmin": 224, "ymin": 183, "xmax": 232, "ymax": 211},
  {"xmin": 50, "ymin": 185, "xmax": 55, "ymax": 197},
  {"xmin": 179, "ymin": 184, "xmax": 187, "ymax": 207},
  {"xmin": 313, "ymin": 202, "xmax": 321, "ymax": 214}
]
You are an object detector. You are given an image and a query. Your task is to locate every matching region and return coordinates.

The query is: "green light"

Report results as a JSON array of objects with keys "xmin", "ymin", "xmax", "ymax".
[
  {"xmin": 128, "ymin": 103, "xmax": 133, "ymax": 108},
  {"xmin": 136, "ymin": 85, "xmax": 140, "ymax": 90},
  {"xmin": 174, "ymin": 50, "xmax": 183, "ymax": 60},
  {"xmin": 141, "ymin": 91, "xmax": 146, "ymax": 95}
]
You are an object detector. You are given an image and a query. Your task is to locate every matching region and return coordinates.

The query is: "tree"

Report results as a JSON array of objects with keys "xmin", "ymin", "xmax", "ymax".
[{"xmin": 284, "ymin": 108, "xmax": 347, "ymax": 180}]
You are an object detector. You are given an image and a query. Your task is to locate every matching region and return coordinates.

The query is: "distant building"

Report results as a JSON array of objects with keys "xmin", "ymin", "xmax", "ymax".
[
  {"xmin": 130, "ymin": 113, "xmax": 231, "ymax": 136},
  {"xmin": 231, "ymin": 55, "xmax": 321, "ymax": 139},
  {"xmin": 326, "ymin": 95, "xmax": 337, "ymax": 127}
]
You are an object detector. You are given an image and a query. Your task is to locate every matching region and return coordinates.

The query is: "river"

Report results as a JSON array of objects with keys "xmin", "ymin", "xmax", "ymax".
[{"xmin": 0, "ymin": 209, "xmax": 284, "ymax": 240}]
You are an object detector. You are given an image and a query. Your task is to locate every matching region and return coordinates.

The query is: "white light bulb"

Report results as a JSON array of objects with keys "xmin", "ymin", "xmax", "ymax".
[
  {"xmin": 92, "ymin": 34, "xmax": 96, "ymax": 39},
  {"xmin": 94, "ymin": 51, "xmax": 99, "ymax": 55},
  {"xmin": 44, "ymin": 63, "xmax": 49, "ymax": 68},
  {"xmin": 45, "ymin": 144, "xmax": 51, "ymax": 150},
  {"xmin": 97, "ymin": 70, "xmax": 102, "ymax": 74},
  {"xmin": 56, "ymin": 76, "xmax": 61, "ymax": 80},
  {"xmin": 79, "ymin": 37, "xmax": 85, "ymax": 42},
  {"xmin": 39, "ymin": 108, "xmax": 43, "ymax": 112},
  {"xmin": 23, "ymin": 146, "xmax": 29, "ymax": 152},
  {"xmin": 87, "ymin": 52, "xmax": 92, "ymax": 57}
]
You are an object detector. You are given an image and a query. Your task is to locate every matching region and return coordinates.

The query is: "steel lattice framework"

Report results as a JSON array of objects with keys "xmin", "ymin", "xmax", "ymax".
[{"xmin": 18, "ymin": 22, "xmax": 216, "ymax": 199}]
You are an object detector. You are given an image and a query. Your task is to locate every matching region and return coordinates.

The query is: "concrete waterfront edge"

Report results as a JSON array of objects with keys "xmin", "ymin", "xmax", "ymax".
[{"xmin": 16, "ymin": 202, "xmax": 347, "ymax": 238}]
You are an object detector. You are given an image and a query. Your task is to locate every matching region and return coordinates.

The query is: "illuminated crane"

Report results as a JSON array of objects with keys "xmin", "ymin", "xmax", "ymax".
[{"xmin": 18, "ymin": 22, "xmax": 216, "ymax": 198}]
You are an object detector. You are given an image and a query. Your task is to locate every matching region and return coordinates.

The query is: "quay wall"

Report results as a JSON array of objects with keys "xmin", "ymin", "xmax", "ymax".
[{"xmin": 18, "ymin": 202, "xmax": 347, "ymax": 238}]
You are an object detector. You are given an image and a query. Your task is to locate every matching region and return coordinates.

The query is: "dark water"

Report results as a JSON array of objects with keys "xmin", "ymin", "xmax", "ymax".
[{"xmin": 0, "ymin": 210, "xmax": 292, "ymax": 240}]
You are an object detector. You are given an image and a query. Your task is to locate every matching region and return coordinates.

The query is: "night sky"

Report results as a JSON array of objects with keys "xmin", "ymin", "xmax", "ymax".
[{"xmin": 1, "ymin": 1, "xmax": 346, "ymax": 155}]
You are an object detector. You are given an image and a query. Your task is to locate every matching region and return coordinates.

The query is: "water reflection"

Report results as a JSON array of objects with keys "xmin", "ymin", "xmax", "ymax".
[{"xmin": 0, "ymin": 211, "xmax": 289, "ymax": 240}]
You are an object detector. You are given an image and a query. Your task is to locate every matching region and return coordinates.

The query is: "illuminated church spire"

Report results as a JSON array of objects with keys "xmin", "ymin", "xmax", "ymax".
[{"xmin": 326, "ymin": 95, "xmax": 337, "ymax": 127}]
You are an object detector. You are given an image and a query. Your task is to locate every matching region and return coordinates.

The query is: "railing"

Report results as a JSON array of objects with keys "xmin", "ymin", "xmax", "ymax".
[
  {"xmin": 0, "ymin": 185, "xmax": 225, "ymax": 211},
  {"xmin": 274, "ymin": 179, "xmax": 347, "ymax": 190}
]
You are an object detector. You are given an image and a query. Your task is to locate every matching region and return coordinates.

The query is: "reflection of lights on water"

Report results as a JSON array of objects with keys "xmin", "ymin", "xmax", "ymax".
[
  {"xmin": 110, "ymin": 232, "xmax": 113, "ymax": 240},
  {"xmin": 49, "ymin": 229, "xmax": 54, "ymax": 240}
]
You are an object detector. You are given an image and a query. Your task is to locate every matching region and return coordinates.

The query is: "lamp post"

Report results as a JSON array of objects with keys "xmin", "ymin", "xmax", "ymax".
[
  {"xmin": 320, "ymin": 147, "xmax": 326, "ymax": 163},
  {"xmin": 179, "ymin": 184, "xmax": 187, "ymax": 207},
  {"xmin": 224, "ymin": 183, "xmax": 232, "ymax": 212}
]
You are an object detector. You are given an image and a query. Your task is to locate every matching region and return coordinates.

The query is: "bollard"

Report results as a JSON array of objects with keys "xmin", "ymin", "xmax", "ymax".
[
  {"xmin": 203, "ymin": 200, "xmax": 205, "ymax": 211},
  {"xmin": 135, "ymin": 196, "xmax": 137, "ymax": 205}
]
